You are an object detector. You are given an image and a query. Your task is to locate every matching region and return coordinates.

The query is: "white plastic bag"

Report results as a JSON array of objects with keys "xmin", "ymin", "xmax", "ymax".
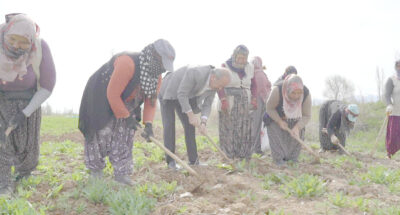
[{"xmin": 260, "ymin": 121, "xmax": 270, "ymax": 152}]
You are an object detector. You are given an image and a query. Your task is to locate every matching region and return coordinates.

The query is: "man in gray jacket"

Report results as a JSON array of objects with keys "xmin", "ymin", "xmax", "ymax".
[{"xmin": 159, "ymin": 65, "xmax": 231, "ymax": 169}]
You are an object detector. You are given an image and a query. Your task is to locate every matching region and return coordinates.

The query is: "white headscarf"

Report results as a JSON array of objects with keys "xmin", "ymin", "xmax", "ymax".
[{"xmin": 0, "ymin": 14, "xmax": 38, "ymax": 82}]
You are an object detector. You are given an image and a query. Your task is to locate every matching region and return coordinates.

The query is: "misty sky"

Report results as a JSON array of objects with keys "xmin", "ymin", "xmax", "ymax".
[{"xmin": 1, "ymin": 0, "xmax": 400, "ymax": 113}]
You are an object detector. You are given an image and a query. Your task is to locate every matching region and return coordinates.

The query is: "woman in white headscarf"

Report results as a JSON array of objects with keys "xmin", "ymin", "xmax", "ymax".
[
  {"xmin": 265, "ymin": 74, "xmax": 311, "ymax": 166},
  {"xmin": 0, "ymin": 14, "xmax": 56, "ymax": 196}
]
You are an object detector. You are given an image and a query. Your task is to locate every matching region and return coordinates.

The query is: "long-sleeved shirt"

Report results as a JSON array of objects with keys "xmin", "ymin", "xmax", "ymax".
[
  {"xmin": 385, "ymin": 76, "xmax": 400, "ymax": 116},
  {"xmin": 106, "ymin": 55, "xmax": 161, "ymax": 122},
  {"xmin": 326, "ymin": 110, "xmax": 342, "ymax": 137},
  {"xmin": 0, "ymin": 40, "xmax": 56, "ymax": 92},
  {"xmin": 251, "ymin": 70, "xmax": 271, "ymax": 101},
  {"xmin": 266, "ymin": 86, "xmax": 312, "ymax": 129}
]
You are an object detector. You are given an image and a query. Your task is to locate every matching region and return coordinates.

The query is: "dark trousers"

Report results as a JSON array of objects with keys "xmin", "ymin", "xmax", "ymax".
[{"xmin": 160, "ymin": 99, "xmax": 198, "ymax": 164}]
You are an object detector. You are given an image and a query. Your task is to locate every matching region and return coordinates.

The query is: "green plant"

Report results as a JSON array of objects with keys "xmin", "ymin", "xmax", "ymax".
[
  {"xmin": 0, "ymin": 197, "xmax": 38, "ymax": 215},
  {"xmin": 75, "ymin": 202, "xmax": 87, "ymax": 214},
  {"xmin": 262, "ymin": 173, "xmax": 290, "ymax": 190},
  {"xmin": 103, "ymin": 157, "xmax": 114, "ymax": 176},
  {"xmin": 46, "ymin": 183, "xmax": 64, "ymax": 199},
  {"xmin": 106, "ymin": 189, "xmax": 156, "ymax": 215},
  {"xmin": 267, "ymin": 209, "xmax": 292, "ymax": 215},
  {"xmin": 177, "ymin": 205, "xmax": 188, "ymax": 214},
  {"xmin": 83, "ymin": 178, "xmax": 111, "ymax": 204},
  {"xmin": 238, "ymin": 190, "xmax": 257, "ymax": 201},
  {"xmin": 328, "ymin": 192, "xmax": 349, "ymax": 208},
  {"xmin": 216, "ymin": 163, "xmax": 234, "ymax": 171},
  {"xmin": 326, "ymin": 155, "xmax": 363, "ymax": 170},
  {"xmin": 350, "ymin": 197, "xmax": 369, "ymax": 212},
  {"xmin": 136, "ymin": 181, "xmax": 177, "ymax": 199},
  {"xmin": 281, "ymin": 174, "xmax": 326, "ymax": 198}
]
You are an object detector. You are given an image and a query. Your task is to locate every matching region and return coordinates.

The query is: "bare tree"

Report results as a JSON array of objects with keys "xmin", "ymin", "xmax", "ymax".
[
  {"xmin": 42, "ymin": 103, "xmax": 53, "ymax": 115},
  {"xmin": 376, "ymin": 66, "xmax": 385, "ymax": 101},
  {"xmin": 323, "ymin": 75, "xmax": 355, "ymax": 101}
]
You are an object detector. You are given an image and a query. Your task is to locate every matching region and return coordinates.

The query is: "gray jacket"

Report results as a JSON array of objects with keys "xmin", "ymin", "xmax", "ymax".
[{"xmin": 159, "ymin": 65, "xmax": 216, "ymax": 118}]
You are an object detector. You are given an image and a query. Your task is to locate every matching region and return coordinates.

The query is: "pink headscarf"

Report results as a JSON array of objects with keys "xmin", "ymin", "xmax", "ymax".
[
  {"xmin": 282, "ymin": 74, "xmax": 304, "ymax": 119},
  {"xmin": 251, "ymin": 56, "xmax": 271, "ymax": 101},
  {"xmin": 0, "ymin": 14, "xmax": 39, "ymax": 82}
]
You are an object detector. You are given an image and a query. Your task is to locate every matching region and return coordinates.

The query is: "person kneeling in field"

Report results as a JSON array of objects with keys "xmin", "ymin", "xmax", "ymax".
[
  {"xmin": 319, "ymin": 100, "xmax": 359, "ymax": 153},
  {"xmin": 78, "ymin": 39, "xmax": 175, "ymax": 185},
  {"xmin": 265, "ymin": 74, "xmax": 312, "ymax": 166},
  {"xmin": 158, "ymin": 65, "xmax": 231, "ymax": 170}
]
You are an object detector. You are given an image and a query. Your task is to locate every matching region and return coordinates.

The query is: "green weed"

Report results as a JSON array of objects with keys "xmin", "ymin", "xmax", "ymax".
[
  {"xmin": 106, "ymin": 189, "xmax": 156, "ymax": 215},
  {"xmin": 328, "ymin": 192, "xmax": 349, "ymax": 208},
  {"xmin": 0, "ymin": 197, "xmax": 38, "ymax": 215},
  {"xmin": 281, "ymin": 174, "xmax": 326, "ymax": 198},
  {"xmin": 136, "ymin": 181, "xmax": 177, "ymax": 199},
  {"xmin": 262, "ymin": 173, "xmax": 290, "ymax": 190},
  {"xmin": 83, "ymin": 178, "xmax": 110, "ymax": 204}
]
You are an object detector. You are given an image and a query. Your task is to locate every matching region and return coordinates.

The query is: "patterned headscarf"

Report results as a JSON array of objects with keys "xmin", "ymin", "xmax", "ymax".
[
  {"xmin": 225, "ymin": 45, "xmax": 249, "ymax": 77},
  {"xmin": 0, "ymin": 14, "xmax": 38, "ymax": 82},
  {"xmin": 251, "ymin": 56, "xmax": 271, "ymax": 101},
  {"xmin": 138, "ymin": 43, "xmax": 166, "ymax": 102},
  {"xmin": 282, "ymin": 74, "xmax": 304, "ymax": 120}
]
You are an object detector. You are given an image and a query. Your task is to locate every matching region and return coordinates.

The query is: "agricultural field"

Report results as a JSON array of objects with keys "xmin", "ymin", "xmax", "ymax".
[{"xmin": 1, "ymin": 102, "xmax": 400, "ymax": 215}]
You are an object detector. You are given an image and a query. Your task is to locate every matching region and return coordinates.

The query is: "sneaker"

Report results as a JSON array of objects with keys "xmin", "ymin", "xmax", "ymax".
[
  {"xmin": 168, "ymin": 161, "xmax": 182, "ymax": 170},
  {"xmin": 114, "ymin": 175, "xmax": 134, "ymax": 186},
  {"xmin": 90, "ymin": 170, "xmax": 103, "ymax": 179},
  {"xmin": 0, "ymin": 186, "xmax": 12, "ymax": 197}
]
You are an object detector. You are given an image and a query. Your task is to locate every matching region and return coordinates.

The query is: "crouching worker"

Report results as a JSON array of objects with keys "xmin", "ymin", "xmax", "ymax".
[
  {"xmin": 319, "ymin": 100, "xmax": 359, "ymax": 153},
  {"xmin": 265, "ymin": 74, "xmax": 312, "ymax": 166},
  {"xmin": 0, "ymin": 14, "xmax": 56, "ymax": 196},
  {"xmin": 78, "ymin": 39, "xmax": 175, "ymax": 185},
  {"xmin": 159, "ymin": 65, "xmax": 231, "ymax": 170}
]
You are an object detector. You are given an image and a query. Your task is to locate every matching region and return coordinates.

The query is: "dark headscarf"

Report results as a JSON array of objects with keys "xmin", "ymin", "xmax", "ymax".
[
  {"xmin": 138, "ymin": 44, "xmax": 166, "ymax": 103},
  {"xmin": 274, "ymin": 65, "xmax": 298, "ymax": 86},
  {"xmin": 225, "ymin": 45, "xmax": 249, "ymax": 77}
]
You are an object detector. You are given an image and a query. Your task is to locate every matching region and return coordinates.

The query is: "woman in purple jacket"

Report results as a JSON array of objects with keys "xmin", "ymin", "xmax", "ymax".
[{"xmin": 0, "ymin": 14, "xmax": 56, "ymax": 196}]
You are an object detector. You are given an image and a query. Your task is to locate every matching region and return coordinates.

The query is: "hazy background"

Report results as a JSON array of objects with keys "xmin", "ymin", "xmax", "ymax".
[{"xmin": 1, "ymin": 0, "xmax": 400, "ymax": 113}]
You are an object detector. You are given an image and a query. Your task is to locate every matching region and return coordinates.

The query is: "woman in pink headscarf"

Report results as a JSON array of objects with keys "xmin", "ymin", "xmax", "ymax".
[
  {"xmin": 0, "ymin": 14, "xmax": 56, "ymax": 196},
  {"xmin": 250, "ymin": 56, "xmax": 271, "ymax": 154},
  {"xmin": 265, "ymin": 74, "xmax": 311, "ymax": 166}
]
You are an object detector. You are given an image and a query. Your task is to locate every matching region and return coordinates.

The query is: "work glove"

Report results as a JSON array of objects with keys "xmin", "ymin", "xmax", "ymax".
[
  {"xmin": 386, "ymin": 105, "xmax": 393, "ymax": 115},
  {"xmin": 330, "ymin": 135, "xmax": 339, "ymax": 144},
  {"xmin": 199, "ymin": 119, "xmax": 207, "ymax": 135},
  {"xmin": 141, "ymin": 123, "xmax": 154, "ymax": 142},
  {"xmin": 126, "ymin": 115, "xmax": 140, "ymax": 130},
  {"xmin": 134, "ymin": 106, "xmax": 142, "ymax": 122},
  {"xmin": 8, "ymin": 111, "xmax": 26, "ymax": 132}
]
